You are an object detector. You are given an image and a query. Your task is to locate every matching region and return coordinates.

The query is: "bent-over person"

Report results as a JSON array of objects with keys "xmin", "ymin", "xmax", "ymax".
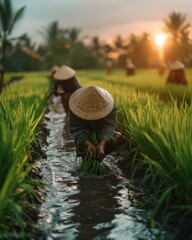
[
  {"xmin": 51, "ymin": 65, "xmax": 82, "ymax": 115},
  {"xmin": 166, "ymin": 61, "xmax": 188, "ymax": 85},
  {"xmin": 69, "ymin": 86, "xmax": 125, "ymax": 162},
  {"xmin": 125, "ymin": 59, "xmax": 135, "ymax": 76}
]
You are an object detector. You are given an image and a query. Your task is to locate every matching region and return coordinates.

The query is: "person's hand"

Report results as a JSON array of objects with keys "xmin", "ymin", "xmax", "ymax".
[
  {"xmin": 97, "ymin": 140, "xmax": 106, "ymax": 162},
  {"xmin": 85, "ymin": 141, "xmax": 97, "ymax": 158}
]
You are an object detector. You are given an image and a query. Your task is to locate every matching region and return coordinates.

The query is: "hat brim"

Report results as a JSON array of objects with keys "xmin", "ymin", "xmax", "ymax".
[
  {"xmin": 69, "ymin": 86, "xmax": 114, "ymax": 120},
  {"xmin": 54, "ymin": 65, "xmax": 76, "ymax": 80}
]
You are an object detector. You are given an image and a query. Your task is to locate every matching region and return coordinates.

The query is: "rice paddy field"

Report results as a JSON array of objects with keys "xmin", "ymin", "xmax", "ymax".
[
  {"xmin": 0, "ymin": 68, "xmax": 192, "ymax": 239},
  {"xmin": 0, "ymin": 72, "xmax": 48, "ymax": 238}
]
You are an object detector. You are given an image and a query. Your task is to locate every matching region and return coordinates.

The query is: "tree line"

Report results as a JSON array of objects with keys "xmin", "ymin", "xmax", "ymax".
[{"xmin": 0, "ymin": 0, "xmax": 192, "ymax": 90}]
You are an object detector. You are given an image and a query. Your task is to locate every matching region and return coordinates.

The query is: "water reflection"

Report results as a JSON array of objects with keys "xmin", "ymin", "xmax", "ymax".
[{"xmin": 68, "ymin": 176, "xmax": 121, "ymax": 239}]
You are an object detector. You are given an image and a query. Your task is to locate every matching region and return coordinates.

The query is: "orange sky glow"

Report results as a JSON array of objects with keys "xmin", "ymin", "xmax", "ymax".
[{"xmin": 13, "ymin": 0, "xmax": 192, "ymax": 46}]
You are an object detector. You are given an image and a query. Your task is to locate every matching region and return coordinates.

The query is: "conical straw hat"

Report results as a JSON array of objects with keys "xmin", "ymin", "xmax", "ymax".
[
  {"xmin": 54, "ymin": 65, "xmax": 76, "ymax": 80},
  {"xmin": 170, "ymin": 61, "xmax": 185, "ymax": 70},
  {"xmin": 69, "ymin": 86, "xmax": 114, "ymax": 120}
]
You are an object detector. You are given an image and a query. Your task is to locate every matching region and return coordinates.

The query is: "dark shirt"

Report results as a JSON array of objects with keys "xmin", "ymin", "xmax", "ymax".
[
  {"xmin": 69, "ymin": 106, "xmax": 117, "ymax": 145},
  {"xmin": 52, "ymin": 76, "xmax": 81, "ymax": 94}
]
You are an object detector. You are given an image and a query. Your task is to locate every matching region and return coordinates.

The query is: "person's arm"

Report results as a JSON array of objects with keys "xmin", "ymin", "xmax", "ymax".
[
  {"xmin": 47, "ymin": 80, "xmax": 60, "ymax": 99},
  {"xmin": 69, "ymin": 111, "xmax": 91, "ymax": 145},
  {"xmin": 99, "ymin": 107, "xmax": 117, "ymax": 142},
  {"xmin": 69, "ymin": 112, "xmax": 97, "ymax": 156},
  {"xmin": 96, "ymin": 106, "xmax": 117, "ymax": 161},
  {"xmin": 51, "ymin": 80, "xmax": 60, "ymax": 95}
]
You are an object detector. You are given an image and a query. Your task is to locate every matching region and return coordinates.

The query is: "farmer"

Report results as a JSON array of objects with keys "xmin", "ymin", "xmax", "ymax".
[
  {"xmin": 50, "ymin": 65, "xmax": 82, "ymax": 115},
  {"xmin": 166, "ymin": 60, "xmax": 188, "ymax": 85},
  {"xmin": 69, "ymin": 86, "xmax": 125, "ymax": 162},
  {"xmin": 125, "ymin": 58, "xmax": 135, "ymax": 76},
  {"xmin": 105, "ymin": 59, "xmax": 113, "ymax": 75}
]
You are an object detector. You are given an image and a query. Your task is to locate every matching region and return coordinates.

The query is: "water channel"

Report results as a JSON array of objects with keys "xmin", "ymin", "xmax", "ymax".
[{"xmin": 37, "ymin": 96, "xmax": 164, "ymax": 240}]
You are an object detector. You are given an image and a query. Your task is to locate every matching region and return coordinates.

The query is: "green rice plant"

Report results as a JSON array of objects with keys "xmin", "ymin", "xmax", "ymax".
[
  {"xmin": 0, "ymin": 73, "xmax": 48, "ymax": 237},
  {"xmin": 78, "ymin": 68, "xmax": 192, "ymax": 103},
  {"xmin": 81, "ymin": 132, "xmax": 105, "ymax": 175},
  {"xmin": 1, "ymin": 69, "xmax": 191, "ymax": 236},
  {"xmin": 86, "ymin": 75, "xmax": 192, "ymax": 231},
  {"xmin": 118, "ymin": 93, "xmax": 192, "ymax": 213},
  {"xmin": 81, "ymin": 152, "xmax": 105, "ymax": 175}
]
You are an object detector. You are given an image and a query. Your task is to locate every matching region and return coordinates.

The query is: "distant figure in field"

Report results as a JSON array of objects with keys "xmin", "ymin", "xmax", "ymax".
[
  {"xmin": 125, "ymin": 59, "xmax": 135, "ymax": 76},
  {"xmin": 158, "ymin": 63, "xmax": 166, "ymax": 76},
  {"xmin": 50, "ymin": 65, "xmax": 82, "ymax": 115},
  {"xmin": 166, "ymin": 61, "xmax": 188, "ymax": 85},
  {"xmin": 50, "ymin": 65, "xmax": 59, "ymax": 84},
  {"xmin": 105, "ymin": 60, "xmax": 113, "ymax": 75}
]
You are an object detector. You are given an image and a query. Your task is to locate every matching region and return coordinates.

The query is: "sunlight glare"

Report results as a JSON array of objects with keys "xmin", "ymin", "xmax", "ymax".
[{"xmin": 155, "ymin": 34, "xmax": 167, "ymax": 46}]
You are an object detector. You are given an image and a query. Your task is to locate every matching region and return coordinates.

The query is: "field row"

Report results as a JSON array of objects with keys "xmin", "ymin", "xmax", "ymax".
[{"xmin": 0, "ymin": 69, "xmax": 191, "ymax": 238}]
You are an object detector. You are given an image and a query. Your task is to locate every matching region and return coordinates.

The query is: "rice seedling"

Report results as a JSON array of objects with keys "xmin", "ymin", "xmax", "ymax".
[
  {"xmin": 81, "ymin": 152, "xmax": 106, "ymax": 175},
  {"xmin": 80, "ymin": 132, "xmax": 106, "ymax": 175}
]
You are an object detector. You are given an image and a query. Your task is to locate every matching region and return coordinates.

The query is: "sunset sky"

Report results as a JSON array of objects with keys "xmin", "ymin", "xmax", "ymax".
[{"xmin": 13, "ymin": 0, "xmax": 192, "ymax": 45}]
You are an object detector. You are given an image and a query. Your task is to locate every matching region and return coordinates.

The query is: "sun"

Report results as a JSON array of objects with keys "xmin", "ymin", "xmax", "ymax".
[{"xmin": 155, "ymin": 34, "xmax": 167, "ymax": 46}]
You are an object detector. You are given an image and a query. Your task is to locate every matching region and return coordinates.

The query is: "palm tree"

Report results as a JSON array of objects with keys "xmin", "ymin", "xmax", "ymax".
[
  {"xmin": 163, "ymin": 12, "xmax": 191, "ymax": 61},
  {"xmin": 39, "ymin": 21, "xmax": 71, "ymax": 67},
  {"xmin": 127, "ymin": 34, "xmax": 137, "ymax": 59},
  {"xmin": 114, "ymin": 35, "xmax": 124, "ymax": 49},
  {"xmin": 89, "ymin": 36, "xmax": 102, "ymax": 56},
  {"xmin": 91, "ymin": 36, "xmax": 100, "ymax": 50},
  {"xmin": 164, "ymin": 12, "xmax": 190, "ymax": 42},
  {"xmin": 40, "ymin": 21, "xmax": 64, "ymax": 46},
  {"xmin": 68, "ymin": 27, "xmax": 81, "ymax": 44},
  {"xmin": 0, "ymin": 0, "xmax": 25, "ymax": 90}
]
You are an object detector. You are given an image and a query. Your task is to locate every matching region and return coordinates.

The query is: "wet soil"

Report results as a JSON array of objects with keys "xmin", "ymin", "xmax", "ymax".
[{"xmin": 37, "ymin": 96, "xmax": 162, "ymax": 240}]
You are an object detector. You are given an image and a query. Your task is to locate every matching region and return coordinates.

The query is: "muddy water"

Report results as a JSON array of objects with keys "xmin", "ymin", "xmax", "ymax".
[{"xmin": 38, "ymin": 96, "xmax": 162, "ymax": 240}]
